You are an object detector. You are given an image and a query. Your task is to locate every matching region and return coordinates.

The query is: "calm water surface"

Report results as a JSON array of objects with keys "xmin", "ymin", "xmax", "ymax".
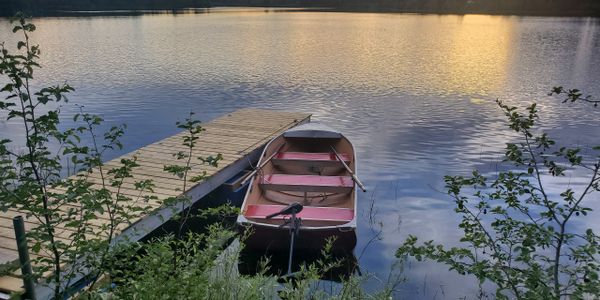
[{"xmin": 1, "ymin": 10, "xmax": 600, "ymax": 298}]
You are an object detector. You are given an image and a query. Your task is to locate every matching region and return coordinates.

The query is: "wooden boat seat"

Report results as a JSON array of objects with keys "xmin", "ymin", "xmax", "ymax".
[
  {"xmin": 260, "ymin": 174, "xmax": 354, "ymax": 193},
  {"xmin": 245, "ymin": 204, "xmax": 354, "ymax": 222},
  {"xmin": 272, "ymin": 152, "xmax": 351, "ymax": 169}
]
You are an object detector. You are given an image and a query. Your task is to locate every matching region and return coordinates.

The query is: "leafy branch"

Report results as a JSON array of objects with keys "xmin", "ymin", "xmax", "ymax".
[
  {"xmin": 163, "ymin": 111, "xmax": 223, "ymax": 240},
  {"xmin": 397, "ymin": 88, "xmax": 600, "ymax": 299},
  {"xmin": 1, "ymin": 15, "xmax": 156, "ymax": 298},
  {"xmin": 549, "ymin": 86, "xmax": 599, "ymax": 107}
]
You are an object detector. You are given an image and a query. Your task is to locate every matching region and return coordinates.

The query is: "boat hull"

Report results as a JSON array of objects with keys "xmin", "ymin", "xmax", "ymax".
[{"xmin": 239, "ymin": 222, "xmax": 357, "ymax": 252}]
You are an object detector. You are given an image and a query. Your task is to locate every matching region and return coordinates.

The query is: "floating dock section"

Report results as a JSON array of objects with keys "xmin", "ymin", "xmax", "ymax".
[{"xmin": 0, "ymin": 108, "xmax": 311, "ymax": 298}]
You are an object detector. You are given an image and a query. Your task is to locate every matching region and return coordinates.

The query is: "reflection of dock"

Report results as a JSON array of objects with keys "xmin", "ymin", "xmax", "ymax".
[{"xmin": 0, "ymin": 108, "xmax": 311, "ymax": 299}]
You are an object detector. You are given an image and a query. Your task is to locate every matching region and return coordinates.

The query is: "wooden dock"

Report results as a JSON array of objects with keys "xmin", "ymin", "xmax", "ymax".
[{"xmin": 0, "ymin": 108, "xmax": 311, "ymax": 298}]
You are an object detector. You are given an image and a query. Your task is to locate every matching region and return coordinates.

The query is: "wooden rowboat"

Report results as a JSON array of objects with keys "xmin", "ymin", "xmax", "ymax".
[{"xmin": 237, "ymin": 122, "xmax": 362, "ymax": 251}]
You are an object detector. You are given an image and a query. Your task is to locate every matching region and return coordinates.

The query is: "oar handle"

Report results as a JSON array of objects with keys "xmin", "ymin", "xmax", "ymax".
[
  {"xmin": 331, "ymin": 146, "xmax": 367, "ymax": 192},
  {"xmin": 351, "ymin": 173, "xmax": 367, "ymax": 193}
]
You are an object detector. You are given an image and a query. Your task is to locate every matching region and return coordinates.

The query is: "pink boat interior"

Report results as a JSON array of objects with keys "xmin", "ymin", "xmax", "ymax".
[{"xmin": 241, "ymin": 126, "xmax": 357, "ymax": 227}]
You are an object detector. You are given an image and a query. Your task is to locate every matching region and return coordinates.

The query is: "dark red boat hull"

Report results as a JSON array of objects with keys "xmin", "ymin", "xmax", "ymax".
[{"xmin": 239, "ymin": 223, "xmax": 357, "ymax": 252}]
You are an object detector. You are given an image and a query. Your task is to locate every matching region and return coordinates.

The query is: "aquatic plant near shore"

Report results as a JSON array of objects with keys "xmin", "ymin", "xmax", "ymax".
[{"xmin": 397, "ymin": 90, "xmax": 600, "ymax": 299}]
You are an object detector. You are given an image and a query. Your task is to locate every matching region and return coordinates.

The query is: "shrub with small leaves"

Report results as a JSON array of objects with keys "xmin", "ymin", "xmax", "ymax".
[
  {"xmin": 1, "ymin": 14, "xmax": 156, "ymax": 298},
  {"xmin": 397, "ymin": 89, "xmax": 600, "ymax": 299}
]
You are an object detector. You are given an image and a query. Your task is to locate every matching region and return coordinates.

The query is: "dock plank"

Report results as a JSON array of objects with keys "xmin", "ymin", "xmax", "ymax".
[{"xmin": 0, "ymin": 275, "xmax": 23, "ymax": 294}]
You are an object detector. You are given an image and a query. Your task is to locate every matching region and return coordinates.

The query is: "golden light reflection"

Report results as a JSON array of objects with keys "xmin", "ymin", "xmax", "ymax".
[
  {"xmin": 278, "ymin": 13, "xmax": 516, "ymax": 98},
  {"xmin": 16, "ymin": 12, "xmax": 518, "ymax": 101},
  {"xmin": 440, "ymin": 15, "xmax": 514, "ymax": 97}
]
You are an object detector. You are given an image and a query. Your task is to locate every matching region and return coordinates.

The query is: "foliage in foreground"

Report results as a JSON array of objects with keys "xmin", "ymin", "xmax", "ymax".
[
  {"xmin": 397, "ymin": 91, "xmax": 600, "ymax": 299},
  {"xmin": 1, "ymin": 15, "xmax": 156, "ymax": 299},
  {"xmin": 82, "ymin": 225, "xmax": 400, "ymax": 300},
  {"xmin": 0, "ymin": 14, "xmax": 222, "ymax": 299}
]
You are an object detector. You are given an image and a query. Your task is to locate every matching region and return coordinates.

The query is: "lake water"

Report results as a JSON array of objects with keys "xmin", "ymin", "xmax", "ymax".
[{"xmin": 1, "ymin": 9, "xmax": 600, "ymax": 298}]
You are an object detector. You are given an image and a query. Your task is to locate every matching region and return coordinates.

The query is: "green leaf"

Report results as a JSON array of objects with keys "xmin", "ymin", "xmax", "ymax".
[
  {"xmin": 31, "ymin": 243, "xmax": 41, "ymax": 253},
  {"xmin": 0, "ymin": 84, "xmax": 13, "ymax": 92}
]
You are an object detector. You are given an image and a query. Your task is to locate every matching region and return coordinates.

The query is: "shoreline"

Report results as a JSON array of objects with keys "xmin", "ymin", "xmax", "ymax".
[{"xmin": 1, "ymin": 6, "xmax": 599, "ymax": 18}]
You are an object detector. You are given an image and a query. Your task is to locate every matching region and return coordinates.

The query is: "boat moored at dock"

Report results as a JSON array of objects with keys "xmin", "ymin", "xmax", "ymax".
[{"xmin": 237, "ymin": 123, "xmax": 363, "ymax": 252}]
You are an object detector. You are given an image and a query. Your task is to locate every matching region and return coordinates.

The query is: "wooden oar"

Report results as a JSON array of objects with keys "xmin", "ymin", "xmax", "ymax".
[
  {"xmin": 240, "ymin": 143, "xmax": 284, "ymax": 186},
  {"xmin": 331, "ymin": 146, "xmax": 367, "ymax": 192}
]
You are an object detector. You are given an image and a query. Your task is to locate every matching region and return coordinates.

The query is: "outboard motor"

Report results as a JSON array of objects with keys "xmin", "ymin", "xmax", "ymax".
[{"xmin": 267, "ymin": 202, "xmax": 303, "ymax": 275}]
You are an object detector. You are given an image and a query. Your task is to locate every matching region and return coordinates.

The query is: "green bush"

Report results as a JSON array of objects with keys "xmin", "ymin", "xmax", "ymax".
[{"xmin": 397, "ymin": 92, "xmax": 600, "ymax": 299}]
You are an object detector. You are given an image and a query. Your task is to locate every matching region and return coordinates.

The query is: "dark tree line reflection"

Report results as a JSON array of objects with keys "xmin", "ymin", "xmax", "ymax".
[{"xmin": 1, "ymin": 0, "xmax": 599, "ymax": 17}]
